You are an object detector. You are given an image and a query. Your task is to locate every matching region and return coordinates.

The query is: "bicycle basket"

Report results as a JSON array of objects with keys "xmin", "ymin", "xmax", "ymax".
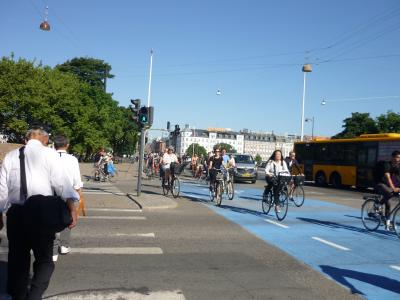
[
  {"xmin": 278, "ymin": 175, "xmax": 292, "ymax": 184},
  {"xmin": 216, "ymin": 171, "xmax": 224, "ymax": 181},
  {"xmin": 294, "ymin": 175, "xmax": 305, "ymax": 185},
  {"xmin": 171, "ymin": 163, "xmax": 184, "ymax": 175}
]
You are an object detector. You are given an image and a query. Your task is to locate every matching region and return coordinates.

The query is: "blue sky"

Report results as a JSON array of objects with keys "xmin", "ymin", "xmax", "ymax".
[{"xmin": 1, "ymin": 0, "xmax": 399, "ymax": 138}]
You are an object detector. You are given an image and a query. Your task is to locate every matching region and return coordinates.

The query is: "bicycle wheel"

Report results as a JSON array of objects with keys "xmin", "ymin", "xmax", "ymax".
[
  {"xmin": 275, "ymin": 189, "xmax": 289, "ymax": 221},
  {"xmin": 292, "ymin": 185, "xmax": 305, "ymax": 207},
  {"xmin": 262, "ymin": 189, "xmax": 273, "ymax": 215},
  {"xmin": 215, "ymin": 183, "xmax": 222, "ymax": 206},
  {"xmin": 392, "ymin": 206, "xmax": 400, "ymax": 238},
  {"xmin": 171, "ymin": 177, "xmax": 180, "ymax": 198},
  {"xmin": 361, "ymin": 199, "xmax": 381, "ymax": 231},
  {"xmin": 162, "ymin": 179, "xmax": 169, "ymax": 196},
  {"xmin": 227, "ymin": 181, "xmax": 234, "ymax": 200}
]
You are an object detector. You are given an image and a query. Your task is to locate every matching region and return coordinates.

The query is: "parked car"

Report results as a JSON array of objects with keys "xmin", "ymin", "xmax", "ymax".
[{"xmin": 231, "ymin": 154, "xmax": 257, "ymax": 183}]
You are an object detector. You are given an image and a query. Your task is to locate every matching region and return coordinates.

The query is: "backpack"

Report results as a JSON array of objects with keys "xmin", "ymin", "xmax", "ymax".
[{"xmin": 373, "ymin": 160, "xmax": 388, "ymax": 185}]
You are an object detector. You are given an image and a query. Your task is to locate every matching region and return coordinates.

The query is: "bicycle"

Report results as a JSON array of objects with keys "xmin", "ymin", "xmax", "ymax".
[
  {"xmin": 288, "ymin": 175, "xmax": 305, "ymax": 207},
  {"xmin": 361, "ymin": 194, "xmax": 400, "ymax": 237},
  {"xmin": 261, "ymin": 174, "xmax": 291, "ymax": 221},
  {"xmin": 209, "ymin": 168, "xmax": 224, "ymax": 206},
  {"xmin": 88, "ymin": 164, "xmax": 114, "ymax": 183},
  {"xmin": 162, "ymin": 163, "xmax": 181, "ymax": 198},
  {"xmin": 224, "ymin": 168, "xmax": 235, "ymax": 200}
]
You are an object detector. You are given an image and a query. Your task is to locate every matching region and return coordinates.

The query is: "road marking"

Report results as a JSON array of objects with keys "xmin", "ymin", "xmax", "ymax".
[
  {"xmin": 71, "ymin": 247, "xmax": 163, "ymax": 255},
  {"xmin": 264, "ymin": 219, "xmax": 290, "ymax": 229},
  {"xmin": 115, "ymin": 233, "xmax": 155, "ymax": 238},
  {"xmin": 72, "ymin": 232, "xmax": 156, "ymax": 238},
  {"xmin": 390, "ymin": 265, "xmax": 400, "ymax": 271},
  {"xmin": 86, "ymin": 208, "xmax": 142, "ymax": 212},
  {"xmin": 83, "ymin": 192, "xmax": 126, "ymax": 195},
  {"xmin": 0, "ymin": 247, "xmax": 7, "ymax": 254},
  {"xmin": 81, "ymin": 216, "xmax": 146, "ymax": 220},
  {"xmin": 45, "ymin": 290, "xmax": 185, "ymax": 300},
  {"xmin": 311, "ymin": 236, "xmax": 350, "ymax": 251}
]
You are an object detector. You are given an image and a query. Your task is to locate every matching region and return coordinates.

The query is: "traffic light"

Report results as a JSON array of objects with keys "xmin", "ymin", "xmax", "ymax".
[
  {"xmin": 139, "ymin": 106, "xmax": 148, "ymax": 126},
  {"xmin": 130, "ymin": 99, "xmax": 141, "ymax": 124},
  {"xmin": 174, "ymin": 124, "xmax": 180, "ymax": 135}
]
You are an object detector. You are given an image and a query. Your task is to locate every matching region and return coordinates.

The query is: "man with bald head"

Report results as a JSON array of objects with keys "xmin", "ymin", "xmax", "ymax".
[{"xmin": 0, "ymin": 127, "xmax": 79, "ymax": 300}]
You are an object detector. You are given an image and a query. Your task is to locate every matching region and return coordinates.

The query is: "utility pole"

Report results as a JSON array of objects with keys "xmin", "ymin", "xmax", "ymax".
[
  {"xmin": 137, "ymin": 127, "xmax": 146, "ymax": 197},
  {"xmin": 147, "ymin": 49, "xmax": 153, "ymax": 107}
]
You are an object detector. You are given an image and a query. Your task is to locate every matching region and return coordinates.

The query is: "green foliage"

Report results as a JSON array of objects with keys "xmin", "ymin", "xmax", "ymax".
[
  {"xmin": 0, "ymin": 56, "xmax": 138, "ymax": 158},
  {"xmin": 55, "ymin": 57, "xmax": 114, "ymax": 90},
  {"xmin": 333, "ymin": 112, "xmax": 378, "ymax": 139},
  {"xmin": 254, "ymin": 154, "xmax": 262, "ymax": 165},
  {"xmin": 376, "ymin": 111, "xmax": 400, "ymax": 133},
  {"xmin": 333, "ymin": 111, "xmax": 400, "ymax": 139},
  {"xmin": 213, "ymin": 142, "xmax": 236, "ymax": 153},
  {"xmin": 185, "ymin": 143, "xmax": 207, "ymax": 158}
]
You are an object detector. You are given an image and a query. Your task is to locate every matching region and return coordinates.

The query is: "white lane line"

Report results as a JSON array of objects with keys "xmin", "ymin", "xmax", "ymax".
[
  {"xmin": 83, "ymin": 192, "xmax": 126, "ymax": 195},
  {"xmin": 86, "ymin": 208, "xmax": 142, "ymax": 212},
  {"xmin": 72, "ymin": 232, "xmax": 156, "ymax": 238},
  {"xmin": 71, "ymin": 247, "xmax": 163, "ymax": 255},
  {"xmin": 81, "ymin": 216, "xmax": 146, "ymax": 220},
  {"xmin": 390, "ymin": 265, "xmax": 400, "ymax": 271},
  {"xmin": 311, "ymin": 236, "xmax": 350, "ymax": 251},
  {"xmin": 264, "ymin": 219, "xmax": 290, "ymax": 229}
]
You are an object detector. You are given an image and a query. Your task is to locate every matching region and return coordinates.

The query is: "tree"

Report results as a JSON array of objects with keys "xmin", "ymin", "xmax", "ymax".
[
  {"xmin": 185, "ymin": 143, "xmax": 207, "ymax": 158},
  {"xmin": 56, "ymin": 57, "xmax": 114, "ymax": 91},
  {"xmin": 333, "ymin": 112, "xmax": 378, "ymax": 139},
  {"xmin": 254, "ymin": 154, "xmax": 262, "ymax": 165},
  {"xmin": 376, "ymin": 111, "xmax": 400, "ymax": 133},
  {"xmin": 213, "ymin": 142, "xmax": 237, "ymax": 153}
]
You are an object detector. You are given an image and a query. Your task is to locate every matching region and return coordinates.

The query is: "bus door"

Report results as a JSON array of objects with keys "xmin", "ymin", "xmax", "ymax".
[{"xmin": 356, "ymin": 142, "xmax": 378, "ymax": 187}]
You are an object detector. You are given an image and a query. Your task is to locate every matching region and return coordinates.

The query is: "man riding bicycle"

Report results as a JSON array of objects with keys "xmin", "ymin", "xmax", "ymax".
[
  {"xmin": 161, "ymin": 147, "xmax": 179, "ymax": 187},
  {"xmin": 265, "ymin": 150, "xmax": 290, "ymax": 213},
  {"xmin": 375, "ymin": 150, "xmax": 400, "ymax": 229}
]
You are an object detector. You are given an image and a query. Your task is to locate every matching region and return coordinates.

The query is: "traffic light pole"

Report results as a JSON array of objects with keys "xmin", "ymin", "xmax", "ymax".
[{"xmin": 137, "ymin": 127, "xmax": 146, "ymax": 197}]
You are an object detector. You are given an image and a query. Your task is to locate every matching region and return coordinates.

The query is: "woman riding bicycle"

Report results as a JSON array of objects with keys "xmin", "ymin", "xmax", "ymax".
[
  {"xmin": 161, "ymin": 147, "xmax": 179, "ymax": 186},
  {"xmin": 209, "ymin": 148, "xmax": 224, "ymax": 192},
  {"xmin": 265, "ymin": 150, "xmax": 290, "ymax": 213}
]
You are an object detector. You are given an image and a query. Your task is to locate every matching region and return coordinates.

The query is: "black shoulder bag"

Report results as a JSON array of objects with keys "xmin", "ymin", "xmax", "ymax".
[{"xmin": 19, "ymin": 147, "xmax": 72, "ymax": 233}]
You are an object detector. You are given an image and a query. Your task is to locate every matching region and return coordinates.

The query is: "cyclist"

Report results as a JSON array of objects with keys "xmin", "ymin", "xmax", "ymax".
[
  {"xmin": 265, "ymin": 150, "xmax": 290, "ymax": 213},
  {"xmin": 161, "ymin": 147, "xmax": 179, "ymax": 187},
  {"xmin": 209, "ymin": 148, "xmax": 223, "ymax": 192},
  {"xmin": 375, "ymin": 150, "xmax": 400, "ymax": 229},
  {"xmin": 285, "ymin": 151, "xmax": 303, "ymax": 200},
  {"xmin": 191, "ymin": 154, "xmax": 199, "ymax": 176}
]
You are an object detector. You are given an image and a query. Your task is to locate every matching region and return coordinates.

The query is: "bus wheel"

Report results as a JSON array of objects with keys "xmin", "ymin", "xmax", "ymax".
[
  {"xmin": 315, "ymin": 171, "xmax": 327, "ymax": 186},
  {"xmin": 330, "ymin": 172, "xmax": 342, "ymax": 188}
]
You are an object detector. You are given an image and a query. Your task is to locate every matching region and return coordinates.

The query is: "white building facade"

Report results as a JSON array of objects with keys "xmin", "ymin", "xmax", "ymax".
[{"xmin": 169, "ymin": 126, "xmax": 298, "ymax": 159}]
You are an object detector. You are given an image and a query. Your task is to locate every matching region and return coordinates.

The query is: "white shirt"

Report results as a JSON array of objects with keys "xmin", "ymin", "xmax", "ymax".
[
  {"xmin": 56, "ymin": 150, "xmax": 83, "ymax": 190},
  {"xmin": 162, "ymin": 153, "xmax": 178, "ymax": 169},
  {"xmin": 0, "ymin": 139, "xmax": 79, "ymax": 212},
  {"xmin": 265, "ymin": 160, "xmax": 289, "ymax": 176}
]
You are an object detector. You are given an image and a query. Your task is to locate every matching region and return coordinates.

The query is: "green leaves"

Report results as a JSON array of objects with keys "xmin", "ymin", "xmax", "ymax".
[
  {"xmin": 185, "ymin": 143, "xmax": 207, "ymax": 158},
  {"xmin": 333, "ymin": 111, "xmax": 400, "ymax": 138},
  {"xmin": 0, "ymin": 56, "xmax": 138, "ymax": 158}
]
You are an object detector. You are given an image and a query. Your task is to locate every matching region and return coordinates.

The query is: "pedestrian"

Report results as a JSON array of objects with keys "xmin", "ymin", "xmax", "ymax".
[
  {"xmin": 0, "ymin": 127, "xmax": 79, "ymax": 300},
  {"xmin": 53, "ymin": 135, "xmax": 83, "ymax": 259}
]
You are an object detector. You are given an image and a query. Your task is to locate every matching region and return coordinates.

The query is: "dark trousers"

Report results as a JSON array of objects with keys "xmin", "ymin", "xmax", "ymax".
[
  {"xmin": 265, "ymin": 177, "xmax": 281, "ymax": 205},
  {"xmin": 6, "ymin": 205, "xmax": 55, "ymax": 300},
  {"xmin": 375, "ymin": 183, "xmax": 399, "ymax": 219}
]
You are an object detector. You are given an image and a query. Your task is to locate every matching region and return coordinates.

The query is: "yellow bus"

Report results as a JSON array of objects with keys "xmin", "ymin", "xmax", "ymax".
[{"xmin": 294, "ymin": 133, "xmax": 400, "ymax": 188}]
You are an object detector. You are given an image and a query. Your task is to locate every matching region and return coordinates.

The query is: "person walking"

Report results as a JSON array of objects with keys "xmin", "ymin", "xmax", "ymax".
[
  {"xmin": 53, "ymin": 135, "xmax": 83, "ymax": 258},
  {"xmin": 0, "ymin": 127, "xmax": 79, "ymax": 300}
]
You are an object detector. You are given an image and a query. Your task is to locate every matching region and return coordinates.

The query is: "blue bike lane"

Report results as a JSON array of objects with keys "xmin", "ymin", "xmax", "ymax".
[{"xmin": 180, "ymin": 181, "xmax": 400, "ymax": 300}]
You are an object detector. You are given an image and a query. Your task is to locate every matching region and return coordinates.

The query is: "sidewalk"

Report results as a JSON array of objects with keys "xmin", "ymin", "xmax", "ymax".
[{"xmin": 80, "ymin": 162, "xmax": 179, "ymax": 211}]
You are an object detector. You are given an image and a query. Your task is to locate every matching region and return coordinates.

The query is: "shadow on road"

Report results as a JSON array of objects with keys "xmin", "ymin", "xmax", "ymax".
[
  {"xmin": 297, "ymin": 217, "xmax": 396, "ymax": 240},
  {"xmin": 320, "ymin": 265, "xmax": 400, "ymax": 295}
]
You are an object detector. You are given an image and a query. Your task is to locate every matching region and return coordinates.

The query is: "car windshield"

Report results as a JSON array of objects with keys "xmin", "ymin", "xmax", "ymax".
[{"xmin": 234, "ymin": 155, "xmax": 254, "ymax": 164}]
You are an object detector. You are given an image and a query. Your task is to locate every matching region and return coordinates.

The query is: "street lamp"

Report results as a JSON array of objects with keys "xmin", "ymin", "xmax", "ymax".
[
  {"xmin": 305, "ymin": 117, "xmax": 315, "ymax": 140},
  {"xmin": 300, "ymin": 64, "xmax": 312, "ymax": 141},
  {"xmin": 321, "ymin": 98, "xmax": 326, "ymax": 105},
  {"xmin": 39, "ymin": 6, "xmax": 51, "ymax": 31},
  {"xmin": 192, "ymin": 125, "xmax": 195, "ymax": 156}
]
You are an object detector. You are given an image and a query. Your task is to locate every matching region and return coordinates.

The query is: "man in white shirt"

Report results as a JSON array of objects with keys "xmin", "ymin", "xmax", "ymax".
[
  {"xmin": 53, "ymin": 135, "xmax": 83, "ymax": 257},
  {"xmin": 0, "ymin": 127, "xmax": 79, "ymax": 300}
]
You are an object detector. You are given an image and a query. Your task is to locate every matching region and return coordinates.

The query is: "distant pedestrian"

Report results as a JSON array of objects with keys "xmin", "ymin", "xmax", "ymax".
[
  {"xmin": 53, "ymin": 135, "xmax": 83, "ymax": 259},
  {"xmin": 0, "ymin": 127, "xmax": 79, "ymax": 300}
]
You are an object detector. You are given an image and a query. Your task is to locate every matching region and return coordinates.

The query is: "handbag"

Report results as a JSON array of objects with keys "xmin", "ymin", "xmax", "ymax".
[{"xmin": 19, "ymin": 147, "xmax": 72, "ymax": 233}]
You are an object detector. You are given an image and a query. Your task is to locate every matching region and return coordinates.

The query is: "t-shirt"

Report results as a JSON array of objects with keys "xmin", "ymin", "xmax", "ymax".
[
  {"xmin": 384, "ymin": 161, "xmax": 400, "ymax": 187},
  {"xmin": 211, "ymin": 156, "xmax": 223, "ymax": 170},
  {"xmin": 162, "ymin": 153, "xmax": 178, "ymax": 169},
  {"xmin": 222, "ymin": 154, "xmax": 230, "ymax": 164}
]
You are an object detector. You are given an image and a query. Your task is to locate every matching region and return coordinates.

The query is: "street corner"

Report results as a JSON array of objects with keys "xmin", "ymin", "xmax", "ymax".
[
  {"xmin": 127, "ymin": 192, "xmax": 178, "ymax": 211},
  {"xmin": 45, "ymin": 288, "xmax": 186, "ymax": 300}
]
